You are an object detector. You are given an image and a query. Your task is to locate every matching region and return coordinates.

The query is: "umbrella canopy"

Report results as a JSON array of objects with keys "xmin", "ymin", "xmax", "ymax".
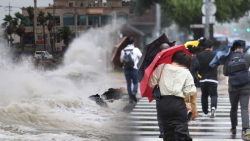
[
  {"xmin": 140, "ymin": 45, "xmax": 191, "ymax": 102},
  {"xmin": 209, "ymin": 40, "xmax": 250, "ymax": 67},
  {"xmin": 137, "ymin": 33, "xmax": 176, "ymax": 82},
  {"xmin": 111, "ymin": 36, "xmax": 128, "ymax": 69}
]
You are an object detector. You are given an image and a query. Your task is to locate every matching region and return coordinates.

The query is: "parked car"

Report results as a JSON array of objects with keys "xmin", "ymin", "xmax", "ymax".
[{"xmin": 34, "ymin": 51, "xmax": 53, "ymax": 59}]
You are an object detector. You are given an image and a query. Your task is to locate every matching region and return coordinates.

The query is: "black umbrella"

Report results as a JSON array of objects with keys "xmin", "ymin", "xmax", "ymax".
[{"xmin": 137, "ymin": 33, "xmax": 176, "ymax": 82}]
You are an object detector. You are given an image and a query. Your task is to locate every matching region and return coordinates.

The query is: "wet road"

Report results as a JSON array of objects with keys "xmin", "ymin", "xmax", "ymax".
[{"xmin": 128, "ymin": 83, "xmax": 246, "ymax": 141}]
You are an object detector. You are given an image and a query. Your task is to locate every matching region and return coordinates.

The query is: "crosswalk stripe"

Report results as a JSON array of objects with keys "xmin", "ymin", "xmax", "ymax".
[
  {"xmin": 130, "ymin": 126, "xmax": 242, "ymax": 130},
  {"xmin": 132, "ymin": 109, "xmax": 240, "ymax": 112},
  {"xmin": 128, "ymin": 116, "xmax": 243, "ymax": 120},
  {"xmin": 129, "ymin": 88, "xmax": 247, "ymax": 140},
  {"xmin": 133, "ymin": 138, "xmax": 243, "ymax": 141}
]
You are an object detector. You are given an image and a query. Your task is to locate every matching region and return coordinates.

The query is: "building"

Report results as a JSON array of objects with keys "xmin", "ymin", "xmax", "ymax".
[{"xmin": 21, "ymin": 0, "xmax": 130, "ymax": 51}]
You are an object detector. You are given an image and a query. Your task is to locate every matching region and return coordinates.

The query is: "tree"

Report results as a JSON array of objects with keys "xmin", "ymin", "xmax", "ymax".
[
  {"xmin": 38, "ymin": 11, "xmax": 47, "ymax": 50},
  {"xmin": 45, "ymin": 12, "xmax": 54, "ymax": 53},
  {"xmin": 2, "ymin": 15, "xmax": 16, "ymax": 47},
  {"xmin": 27, "ymin": 6, "xmax": 36, "ymax": 49},
  {"xmin": 134, "ymin": 0, "xmax": 250, "ymax": 39},
  {"xmin": 14, "ymin": 12, "xmax": 26, "ymax": 51},
  {"xmin": 57, "ymin": 26, "xmax": 73, "ymax": 50}
]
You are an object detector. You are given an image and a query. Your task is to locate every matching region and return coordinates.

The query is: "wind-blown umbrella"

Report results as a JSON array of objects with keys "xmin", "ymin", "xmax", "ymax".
[
  {"xmin": 111, "ymin": 36, "xmax": 128, "ymax": 69},
  {"xmin": 209, "ymin": 40, "xmax": 250, "ymax": 67},
  {"xmin": 137, "ymin": 33, "xmax": 176, "ymax": 82},
  {"xmin": 140, "ymin": 45, "xmax": 191, "ymax": 102}
]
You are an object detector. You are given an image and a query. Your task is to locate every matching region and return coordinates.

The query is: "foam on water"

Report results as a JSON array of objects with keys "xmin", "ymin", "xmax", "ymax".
[{"xmin": 0, "ymin": 24, "xmax": 131, "ymax": 140}]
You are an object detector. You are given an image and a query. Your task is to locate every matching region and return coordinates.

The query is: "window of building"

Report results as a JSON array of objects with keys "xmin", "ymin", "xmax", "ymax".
[
  {"xmin": 102, "ymin": 3, "xmax": 107, "ymax": 7},
  {"xmin": 24, "ymin": 16, "xmax": 33, "ymax": 26},
  {"xmin": 80, "ymin": 3, "xmax": 83, "ymax": 7},
  {"xmin": 77, "ymin": 15, "xmax": 86, "ymax": 25},
  {"xmin": 117, "ymin": 15, "xmax": 127, "ymax": 20},
  {"xmin": 63, "ymin": 15, "xmax": 74, "ymax": 26},
  {"xmin": 54, "ymin": 16, "xmax": 60, "ymax": 26},
  {"xmin": 88, "ymin": 15, "xmax": 99, "ymax": 26},
  {"xmin": 69, "ymin": 2, "xmax": 73, "ymax": 7},
  {"xmin": 101, "ymin": 15, "xmax": 111, "ymax": 25},
  {"xmin": 88, "ymin": 3, "xmax": 92, "ymax": 7}
]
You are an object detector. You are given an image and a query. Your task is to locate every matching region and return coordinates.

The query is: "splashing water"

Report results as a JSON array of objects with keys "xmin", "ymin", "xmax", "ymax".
[{"xmin": 0, "ymin": 25, "xmax": 131, "ymax": 140}]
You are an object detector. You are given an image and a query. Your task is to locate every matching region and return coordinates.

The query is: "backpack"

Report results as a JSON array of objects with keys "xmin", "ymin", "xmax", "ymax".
[
  {"xmin": 123, "ymin": 49, "xmax": 135, "ymax": 70},
  {"xmin": 228, "ymin": 52, "xmax": 250, "ymax": 86}
]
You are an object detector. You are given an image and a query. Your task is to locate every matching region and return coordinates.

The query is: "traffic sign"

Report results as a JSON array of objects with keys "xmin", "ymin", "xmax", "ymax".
[
  {"xmin": 203, "ymin": 0, "xmax": 215, "ymax": 2},
  {"xmin": 201, "ymin": 2, "xmax": 216, "ymax": 16},
  {"xmin": 190, "ymin": 24, "xmax": 205, "ymax": 28},
  {"xmin": 202, "ymin": 16, "xmax": 216, "ymax": 24}
]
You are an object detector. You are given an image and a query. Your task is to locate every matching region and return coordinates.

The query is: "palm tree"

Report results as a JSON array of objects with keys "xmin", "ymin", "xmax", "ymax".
[
  {"xmin": 27, "ymin": 6, "xmax": 36, "ymax": 49},
  {"xmin": 14, "ymin": 12, "xmax": 26, "ymax": 51},
  {"xmin": 2, "ymin": 15, "xmax": 16, "ymax": 47},
  {"xmin": 38, "ymin": 11, "xmax": 47, "ymax": 50},
  {"xmin": 57, "ymin": 26, "xmax": 73, "ymax": 50},
  {"xmin": 45, "ymin": 12, "xmax": 54, "ymax": 53}
]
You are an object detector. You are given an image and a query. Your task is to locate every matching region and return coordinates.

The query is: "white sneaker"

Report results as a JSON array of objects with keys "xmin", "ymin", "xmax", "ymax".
[
  {"xmin": 210, "ymin": 107, "xmax": 216, "ymax": 118},
  {"xmin": 203, "ymin": 113, "xmax": 208, "ymax": 117}
]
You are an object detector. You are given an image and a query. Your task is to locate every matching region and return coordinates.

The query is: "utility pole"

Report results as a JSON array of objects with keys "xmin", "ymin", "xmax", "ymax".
[
  {"xmin": 53, "ymin": 3, "xmax": 56, "ymax": 53},
  {"xmin": 156, "ymin": 3, "xmax": 161, "ymax": 38},
  {"xmin": 34, "ymin": 0, "xmax": 37, "ymax": 50},
  {"xmin": 205, "ymin": 0, "xmax": 210, "ymax": 39},
  {"xmin": 4, "ymin": 2, "xmax": 12, "ymax": 15}
]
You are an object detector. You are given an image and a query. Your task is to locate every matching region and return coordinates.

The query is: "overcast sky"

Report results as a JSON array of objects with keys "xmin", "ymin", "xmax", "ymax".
[{"xmin": 0, "ymin": 0, "xmax": 53, "ymax": 24}]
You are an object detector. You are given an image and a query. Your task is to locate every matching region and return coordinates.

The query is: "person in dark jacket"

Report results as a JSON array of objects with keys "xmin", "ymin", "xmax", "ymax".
[
  {"xmin": 223, "ymin": 42, "xmax": 250, "ymax": 140},
  {"xmin": 196, "ymin": 40, "xmax": 218, "ymax": 118}
]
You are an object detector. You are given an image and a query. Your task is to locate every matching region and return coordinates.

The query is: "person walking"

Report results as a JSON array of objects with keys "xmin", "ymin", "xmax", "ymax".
[
  {"xmin": 149, "ymin": 51, "xmax": 196, "ymax": 141},
  {"xmin": 223, "ymin": 41, "xmax": 250, "ymax": 140},
  {"xmin": 120, "ymin": 37, "xmax": 142, "ymax": 103},
  {"xmin": 196, "ymin": 40, "xmax": 218, "ymax": 118}
]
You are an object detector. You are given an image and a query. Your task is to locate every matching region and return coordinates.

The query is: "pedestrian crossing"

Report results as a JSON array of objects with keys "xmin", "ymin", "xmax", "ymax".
[{"xmin": 128, "ymin": 92, "xmax": 246, "ymax": 141}]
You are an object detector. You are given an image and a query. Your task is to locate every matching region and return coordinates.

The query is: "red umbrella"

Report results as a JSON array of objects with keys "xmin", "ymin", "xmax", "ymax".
[{"xmin": 140, "ymin": 45, "xmax": 191, "ymax": 102}]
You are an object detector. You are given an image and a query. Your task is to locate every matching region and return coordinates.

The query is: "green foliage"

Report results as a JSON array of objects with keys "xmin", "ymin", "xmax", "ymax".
[
  {"xmin": 27, "ymin": 6, "xmax": 34, "ymax": 21},
  {"xmin": 134, "ymin": 0, "xmax": 250, "ymax": 28},
  {"xmin": 38, "ymin": 11, "xmax": 46, "ymax": 25},
  {"xmin": 57, "ymin": 26, "xmax": 73, "ymax": 46}
]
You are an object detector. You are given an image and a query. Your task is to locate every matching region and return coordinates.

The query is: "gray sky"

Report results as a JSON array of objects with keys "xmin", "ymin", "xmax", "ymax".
[{"xmin": 0, "ymin": 0, "xmax": 53, "ymax": 23}]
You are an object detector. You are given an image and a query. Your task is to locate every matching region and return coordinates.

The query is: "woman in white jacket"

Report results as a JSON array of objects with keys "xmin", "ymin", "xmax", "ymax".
[{"xmin": 149, "ymin": 51, "xmax": 196, "ymax": 141}]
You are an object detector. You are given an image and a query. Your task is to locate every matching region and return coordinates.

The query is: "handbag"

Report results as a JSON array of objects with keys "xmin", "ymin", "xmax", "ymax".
[{"xmin": 152, "ymin": 64, "xmax": 166, "ymax": 101}]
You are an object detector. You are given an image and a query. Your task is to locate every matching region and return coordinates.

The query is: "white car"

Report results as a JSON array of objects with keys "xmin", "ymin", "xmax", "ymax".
[{"xmin": 34, "ymin": 51, "xmax": 53, "ymax": 59}]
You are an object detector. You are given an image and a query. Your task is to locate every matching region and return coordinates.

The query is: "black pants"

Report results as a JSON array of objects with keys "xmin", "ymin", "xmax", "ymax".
[
  {"xmin": 200, "ymin": 82, "xmax": 218, "ymax": 114},
  {"xmin": 156, "ymin": 100, "xmax": 163, "ymax": 133},
  {"xmin": 229, "ymin": 90, "xmax": 250, "ymax": 129},
  {"xmin": 157, "ymin": 95, "xmax": 192, "ymax": 141}
]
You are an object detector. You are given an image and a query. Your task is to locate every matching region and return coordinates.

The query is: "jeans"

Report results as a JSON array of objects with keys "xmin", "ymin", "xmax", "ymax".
[
  {"xmin": 124, "ymin": 69, "xmax": 138, "ymax": 101},
  {"xmin": 200, "ymin": 82, "xmax": 218, "ymax": 114},
  {"xmin": 229, "ymin": 90, "xmax": 249, "ymax": 129}
]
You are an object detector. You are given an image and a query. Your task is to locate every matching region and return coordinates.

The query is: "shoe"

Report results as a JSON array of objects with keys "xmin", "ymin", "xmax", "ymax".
[
  {"xmin": 187, "ymin": 110, "xmax": 192, "ymax": 122},
  {"xmin": 129, "ymin": 100, "xmax": 133, "ymax": 104},
  {"xmin": 132, "ymin": 92, "xmax": 137, "ymax": 103},
  {"xmin": 159, "ymin": 133, "xmax": 164, "ymax": 138},
  {"xmin": 203, "ymin": 113, "xmax": 208, "ymax": 117},
  {"xmin": 242, "ymin": 131, "xmax": 250, "ymax": 140},
  {"xmin": 230, "ymin": 128, "xmax": 236, "ymax": 134},
  {"xmin": 210, "ymin": 107, "xmax": 216, "ymax": 118}
]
